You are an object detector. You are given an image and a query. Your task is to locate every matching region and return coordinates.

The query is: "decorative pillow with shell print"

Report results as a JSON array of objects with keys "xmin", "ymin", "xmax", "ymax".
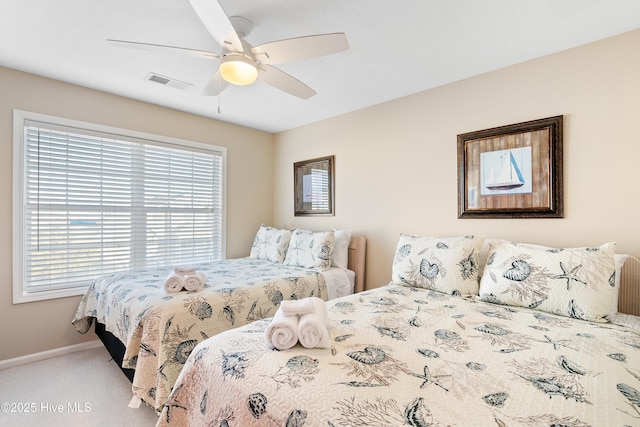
[
  {"xmin": 249, "ymin": 224, "xmax": 292, "ymax": 263},
  {"xmin": 283, "ymin": 229, "xmax": 335, "ymax": 271},
  {"xmin": 479, "ymin": 241, "xmax": 617, "ymax": 322},
  {"xmin": 391, "ymin": 234, "xmax": 485, "ymax": 296}
]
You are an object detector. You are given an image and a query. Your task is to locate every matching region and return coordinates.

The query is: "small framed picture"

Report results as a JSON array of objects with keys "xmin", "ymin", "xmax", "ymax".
[{"xmin": 294, "ymin": 155, "xmax": 334, "ymax": 216}]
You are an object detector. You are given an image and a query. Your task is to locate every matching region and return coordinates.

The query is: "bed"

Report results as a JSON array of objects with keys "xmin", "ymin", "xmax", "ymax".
[
  {"xmin": 72, "ymin": 226, "xmax": 366, "ymax": 411},
  {"xmin": 157, "ymin": 235, "xmax": 640, "ymax": 426}
]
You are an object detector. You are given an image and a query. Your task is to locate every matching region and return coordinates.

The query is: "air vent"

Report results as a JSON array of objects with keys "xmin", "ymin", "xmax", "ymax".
[{"xmin": 145, "ymin": 73, "xmax": 193, "ymax": 90}]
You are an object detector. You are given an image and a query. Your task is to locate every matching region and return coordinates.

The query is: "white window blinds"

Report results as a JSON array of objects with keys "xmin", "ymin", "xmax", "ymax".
[
  {"xmin": 309, "ymin": 168, "xmax": 329, "ymax": 210},
  {"xmin": 15, "ymin": 112, "xmax": 225, "ymax": 299}
]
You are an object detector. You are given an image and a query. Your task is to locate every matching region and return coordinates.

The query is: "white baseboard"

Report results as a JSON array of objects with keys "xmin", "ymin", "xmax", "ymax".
[{"xmin": 0, "ymin": 340, "xmax": 102, "ymax": 371}]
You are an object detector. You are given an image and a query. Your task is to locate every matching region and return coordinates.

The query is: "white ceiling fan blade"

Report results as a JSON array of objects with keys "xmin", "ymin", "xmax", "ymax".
[
  {"xmin": 203, "ymin": 71, "xmax": 230, "ymax": 96},
  {"xmin": 107, "ymin": 39, "xmax": 220, "ymax": 59},
  {"xmin": 258, "ymin": 65, "xmax": 316, "ymax": 100},
  {"xmin": 188, "ymin": 0, "xmax": 243, "ymax": 52},
  {"xmin": 252, "ymin": 33, "xmax": 348, "ymax": 65}
]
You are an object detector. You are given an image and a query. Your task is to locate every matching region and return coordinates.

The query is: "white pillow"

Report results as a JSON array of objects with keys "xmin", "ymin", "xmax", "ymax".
[
  {"xmin": 479, "ymin": 238, "xmax": 510, "ymax": 276},
  {"xmin": 479, "ymin": 241, "xmax": 616, "ymax": 322},
  {"xmin": 391, "ymin": 234, "xmax": 485, "ymax": 296},
  {"xmin": 284, "ymin": 229, "xmax": 335, "ymax": 271},
  {"xmin": 249, "ymin": 224, "xmax": 292, "ymax": 263},
  {"xmin": 517, "ymin": 242, "xmax": 628, "ymax": 316},
  {"xmin": 612, "ymin": 253, "xmax": 629, "ymax": 315},
  {"xmin": 332, "ymin": 229, "xmax": 352, "ymax": 269}
]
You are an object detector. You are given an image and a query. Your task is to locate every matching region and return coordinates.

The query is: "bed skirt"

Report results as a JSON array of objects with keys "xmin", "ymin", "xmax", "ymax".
[{"xmin": 95, "ymin": 322, "xmax": 134, "ymax": 382}]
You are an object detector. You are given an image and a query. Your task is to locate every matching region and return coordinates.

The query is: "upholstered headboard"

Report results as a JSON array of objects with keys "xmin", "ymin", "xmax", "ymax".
[
  {"xmin": 347, "ymin": 235, "xmax": 366, "ymax": 294},
  {"xmin": 619, "ymin": 255, "xmax": 640, "ymax": 316}
]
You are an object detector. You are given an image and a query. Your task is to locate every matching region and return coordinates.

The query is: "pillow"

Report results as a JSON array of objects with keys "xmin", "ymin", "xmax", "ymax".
[
  {"xmin": 284, "ymin": 229, "xmax": 335, "ymax": 271},
  {"xmin": 249, "ymin": 224, "xmax": 292, "ymax": 263},
  {"xmin": 391, "ymin": 234, "xmax": 485, "ymax": 296},
  {"xmin": 332, "ymin": 229, "xmax": 352, "ymax": 269},
  {"xmin": 479, "ymin": 241, "xmax": 616, "ymax": 322},
  {"xmin": 612, "ymin": 253, "xmax": 629, "ymax": 315},
  {"xmin": 518, "ymin": 242, "xmax": 628, "ymax": 316},
  {"xmin": 479, "ymin": 238, "xmax": 510, "ymax": 276}
]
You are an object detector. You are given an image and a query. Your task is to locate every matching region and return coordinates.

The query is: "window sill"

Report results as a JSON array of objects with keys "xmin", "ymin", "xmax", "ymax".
[{"xmin": 13, "ymin": 286, "xmax": 89, "ymax": 304}]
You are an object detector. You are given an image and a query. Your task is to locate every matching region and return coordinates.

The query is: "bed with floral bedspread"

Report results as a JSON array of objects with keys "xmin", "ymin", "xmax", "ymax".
[
  {"xmin": 157, "ymin": 283, "xmax": 640, "ymax": 426},
  {"xmin": 72, "ymin": 257, "xmax": 328, "ymax": 411},
  {"xmin": 157, "ymin": 235, "xmax": 640, "ymax": 426}
]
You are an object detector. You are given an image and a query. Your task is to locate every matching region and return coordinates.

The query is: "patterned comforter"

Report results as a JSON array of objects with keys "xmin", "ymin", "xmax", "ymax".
[
  {"xmin": 72, "ymin": 257, "xmax": 328, "ymax": 411},
  {"xmin": 157, "ymin": 283, "xmax": 640, "ymax": 426}
]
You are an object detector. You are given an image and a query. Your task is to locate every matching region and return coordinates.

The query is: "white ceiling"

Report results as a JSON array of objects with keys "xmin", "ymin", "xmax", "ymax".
[{"xmin": 1, "ymin": 1, "xmax": 639, "ymax": 133}]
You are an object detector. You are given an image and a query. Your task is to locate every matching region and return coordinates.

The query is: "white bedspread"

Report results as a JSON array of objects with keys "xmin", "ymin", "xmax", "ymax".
[
  {"xmin": 72, "ymin": 257, "xmax": 329, "ymax": 411},
  {"xmin": 157, "ymin": 283, "xmax": 640, "ymax": 426}
]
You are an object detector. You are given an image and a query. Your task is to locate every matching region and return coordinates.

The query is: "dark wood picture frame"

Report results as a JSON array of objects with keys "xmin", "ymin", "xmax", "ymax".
[
  {"xmin": 294, "ymin": 155, "xmax": 335, "ymax": 216},
  {"xmin": 457, "ymin": 115, "xmax": 563, "ymax": 218}
]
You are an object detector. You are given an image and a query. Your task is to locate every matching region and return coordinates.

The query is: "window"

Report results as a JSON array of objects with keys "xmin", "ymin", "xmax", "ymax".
[
  {"xmin": 13, "ymin": 110, "xmax": 226, "ymax": 303},
  {"xmin": 306, "ymin": 168, "xmax": 330, "ymax": 210}
]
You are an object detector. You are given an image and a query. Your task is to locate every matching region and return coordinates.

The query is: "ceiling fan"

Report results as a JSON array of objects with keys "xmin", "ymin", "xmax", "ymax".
[{"xmin": 108, "ymin": 0, "xmax": 349, "ymax": 99}]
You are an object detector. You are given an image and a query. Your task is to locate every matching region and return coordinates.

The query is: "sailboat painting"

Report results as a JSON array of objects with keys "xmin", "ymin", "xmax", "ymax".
[{"xmin": 481, "ymin": 147, "xmax": 532, "ymax": 195}]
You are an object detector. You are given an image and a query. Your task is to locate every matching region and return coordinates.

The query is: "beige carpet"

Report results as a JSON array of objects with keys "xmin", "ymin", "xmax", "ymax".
[{"xmin": 0, "ymin": 346, "xmax": 159, "ymax": 427}]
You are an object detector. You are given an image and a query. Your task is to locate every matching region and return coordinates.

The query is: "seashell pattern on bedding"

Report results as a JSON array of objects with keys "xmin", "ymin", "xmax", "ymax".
[
  {"xmin": 157, "ymin": 283, "xmax": 640, "ymax": 426},
  {"xmin": 391, "ymin": 234, "xmax": 484, "ymax": 296},
  {"xmin": 479, "ymin": 241, "xmax": 617, "ymax": 322},
  {"xmin": 72, "ymin": 257, "xmax": 328, "ymax": 411}
]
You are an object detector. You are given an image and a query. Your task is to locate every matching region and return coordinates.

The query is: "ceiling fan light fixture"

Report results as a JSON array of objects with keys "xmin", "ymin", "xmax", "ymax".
[{"xmin": 219, "ymin": 54, "xmax": 258, "ymax": 86}]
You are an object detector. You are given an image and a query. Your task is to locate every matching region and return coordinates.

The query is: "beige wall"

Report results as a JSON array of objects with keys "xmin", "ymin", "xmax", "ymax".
[
  {"xmin": 3, "ymin": 29, "xmax": 640, "ymax": 361},
  {"xmin": 0, "ymin": 67, "xmax": 274, "ymax": 360},
  {"xmin": 274, "ymin": 30, "xmax": 640, "ymax": 291}
]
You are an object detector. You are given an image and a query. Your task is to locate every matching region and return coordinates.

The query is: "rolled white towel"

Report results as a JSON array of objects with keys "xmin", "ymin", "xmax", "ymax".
[
  {"xmin": 184, "ymin": 272, "xmax": 207, "ymax": 292},
  {"xmin": 265, "ymin": 307, "xmax": 299, "ymax": 350},
  {"xmin": 164, "ymin": 272, "xmax": 186, "ymax": 294},
  {"xmin": 174, "ymin": 265, "xmax": 196, "ymax": 275},
  {"xmin": 280, "ymin": 297, "xmax": 321, "ymax": 316},
  {"xmin": 297, "ymin": 298, "xmax": 331, "ymax": 349}
]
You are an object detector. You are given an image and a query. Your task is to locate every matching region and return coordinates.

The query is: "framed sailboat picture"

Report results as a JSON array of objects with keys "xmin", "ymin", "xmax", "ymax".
[{"xmin": 457, "ymin": 116, "xmax": 563, "ymax": 218}]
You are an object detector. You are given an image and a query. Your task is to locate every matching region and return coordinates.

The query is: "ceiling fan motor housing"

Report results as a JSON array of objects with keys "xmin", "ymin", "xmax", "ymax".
[{"xmin": 228, "ymin": 16, "xmax": 253, "ymax": 39}]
